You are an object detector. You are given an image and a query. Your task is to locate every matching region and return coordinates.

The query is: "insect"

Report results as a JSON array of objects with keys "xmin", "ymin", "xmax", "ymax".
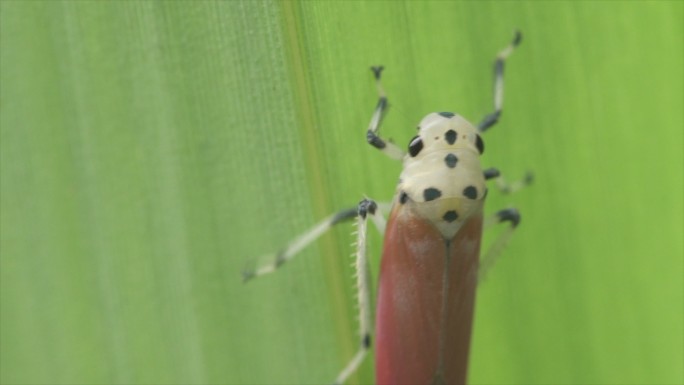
[{"xmin": 243, "ymin": 31, "xmax": 530, "ymax": 385}]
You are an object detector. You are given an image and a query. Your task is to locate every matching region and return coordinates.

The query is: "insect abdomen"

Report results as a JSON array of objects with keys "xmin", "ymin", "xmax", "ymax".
[{"xmin": 375, "ymin": 205, "xmax": 483, "ymax": 385}]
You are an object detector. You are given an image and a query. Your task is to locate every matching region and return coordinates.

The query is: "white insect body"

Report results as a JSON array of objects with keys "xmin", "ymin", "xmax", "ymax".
[{"xmin": 398, "ymin": 112, "xmax": 487, "ymax": 239}]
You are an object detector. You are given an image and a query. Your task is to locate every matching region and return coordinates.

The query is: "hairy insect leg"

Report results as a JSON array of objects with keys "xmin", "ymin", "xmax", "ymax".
[
  {"xmin": 242, "ymin": 207, "xmax": 357, "ymax": 282},
  {"xmin": 333, "ymin": 198, "xmax": 381, "ymax": 385},
  {"xmin": 483, "ymin": 167, "xmax": 534, "ymax": 194},
  {"xmin": 366, "ymin": 66, "xmax": 405, "ymax": 160},
  {"xmin": 478, "ymin": 208, "xmax": 521, "ymax": 282},
  {"xmin": 242, "ymin": 203, "xmax": 390, "ymax": 283},
  {"xmin": 478, "ymin": 30, "xmax": 522, "ymax": 132}
]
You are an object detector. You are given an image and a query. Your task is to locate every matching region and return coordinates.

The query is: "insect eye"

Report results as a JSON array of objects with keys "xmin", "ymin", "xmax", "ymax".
[
  {"xmin": 408, "ymin": 135, "xmax": 423, "ymax": 157},
  {"xmin": 475, "ymin": 134, "xmax": 484, "ymax": 154}
]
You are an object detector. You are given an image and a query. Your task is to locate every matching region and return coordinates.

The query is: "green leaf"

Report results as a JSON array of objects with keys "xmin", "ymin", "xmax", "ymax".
[{"xmin": 1, "ymin": 1, "xmax": 682, "ymax": 384}]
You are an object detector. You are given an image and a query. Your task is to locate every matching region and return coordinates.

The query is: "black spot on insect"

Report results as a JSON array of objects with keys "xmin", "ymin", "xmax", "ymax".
[
  {"xmin": 444, "ymin": 153, "xmax": 458, "ymax": 168},
  {"xmin": 399, "ymin": 191, "xmax": 409, "ymax": 204},
  {"xmin": 367, "ymin": 130, "xmax": 386, "ymax": 149},
  {"xmin": 483, "ymin": 168, "xmax": 500, "ymax": 180},
  {"xmin": 408, "ymin": 135, "xmax": 423, "ymax": 157},
  {"xmin": 443, "ymin": 210, "xmax": 458, "ymax": 223},
  {"xmin": 512, "ymin": 30, "xmax": 522, "ymax": 47},
  {"xmin": 445, "ymin": 130, "xmax": 457, "ymax": 145},
  {"xmin": 357, "ymin": 199, "xmax": 377, "ymax": 219},
  {"xmin": 497, "ymin": 208, "xmax": 521, "ymax": 227},
  {"xmin": 331, "ymin": 207, "xmax": 357, "ymax": 225},
  {"xmin": 274, "ymin": 251, "xmax": 287, "ymax": 268},
  {"xmin": 423, "ymin": 188, "xmax": 442, "ymax": 201},
  {"xmin": 438, "ymin": 112, "xmax": 455, "ymax": 118},
  {"xmin": 475, "ymin": 134, "xmax": 484, "ymax": 154},
  {"xmin": 363, "ymin": 333, "xmax": 372, "ymax": 348},
  {"xmin": 370, "ymin": 66, "xmax": 384, "ymax": 79},
  {"xmin": 463, "ymin": 186, "xmax": 478, "ymax": 199}
]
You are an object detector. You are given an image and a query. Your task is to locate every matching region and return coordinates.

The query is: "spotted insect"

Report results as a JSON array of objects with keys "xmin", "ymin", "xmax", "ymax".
[{"xmin": 244, "ymin": 31, "xmax": 530, "ymax": 385}]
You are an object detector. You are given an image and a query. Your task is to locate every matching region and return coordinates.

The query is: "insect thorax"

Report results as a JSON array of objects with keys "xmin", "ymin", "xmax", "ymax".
[{"xmin": 396, "ymin": 112, "xmax": 486, "ymax": 239}]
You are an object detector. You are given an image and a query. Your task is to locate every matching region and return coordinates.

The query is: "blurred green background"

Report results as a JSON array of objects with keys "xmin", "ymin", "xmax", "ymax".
[{"xmin": 1, "ymin": 1, "xmax": 682, "ymax": 384}]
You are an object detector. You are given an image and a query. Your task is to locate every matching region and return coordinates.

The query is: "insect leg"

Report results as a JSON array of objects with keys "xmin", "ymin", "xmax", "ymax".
[
  {"xmin": 484, "ymin": 167, "xmax": 534, "ymax": 194},
  {"xmin": 478, "ymin": 208, "xmax": 521, "ymax": 282},
  {"xmin": 333, "ymin": 199, "xmax": 378, "ymax": 385},
  {"xmin": 477, "ymin": 31, "xmax": 522, "ymax": 132},
  {"xmin": 366, "ymin": 66, "xmax": 405, "ymax": 160},
  {"xmin": 242, "ymin": 202, "xmax": 391, "ymax": 283},
  {"xmin": 242, "ymin": 207, "xmax": 357, "ymax": 282}
]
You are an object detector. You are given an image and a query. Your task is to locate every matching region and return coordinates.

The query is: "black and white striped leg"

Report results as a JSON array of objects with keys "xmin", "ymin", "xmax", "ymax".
[
  {"xmin": 478, "ymin": 208, "xmax": 521, "ymax": 282},
  {"xmin": 242, "ymin": 207, "xmax": 357, "ymax": 282},
  {"xmin": 366, "ymin": 66, "xmax": 405, "ymax": 160},
  {"xmin": 484, "ymin": 167, "xmax": 534, "ymax": 194},
  {"xmin": 333, "ymin": 199, "xmax": 378, "ymax": 385},
  {"xmin": 477, "ymin": 30, "xmax": 522, "ymax": 132},
  {"xmin": 242, "ymin": 202, "xmax": 390, "ymax": 283}
]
